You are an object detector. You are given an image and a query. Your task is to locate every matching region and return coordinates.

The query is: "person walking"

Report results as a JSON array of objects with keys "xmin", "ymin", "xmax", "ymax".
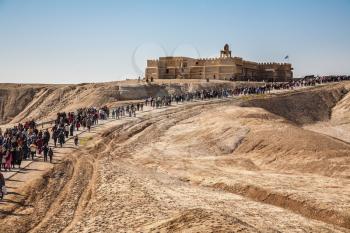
[
  {"xmin": 1, "ymin": 149, "xmax": 6, "ymax": 171},
  {"xmin": 43, "ymin": 144, "xmax": 49, "ymax": 162},
  {"xmin": 29, "ymin": 143, "xmax": 37, "ymax": 160},
  {"xmin": 48, "ymin": 147, "xmax": 53, "ymax": 163},
  {"xmin": 86, "ymin": 118, "xmax": 92, "ymax": 132},
  {"xmin": 58, "ymin": 130, "xmax": 65, "ymax": 148},
  {"xmin": 16, "ymin": 146, "xmax": 23, "ymax": 168},
  {"xmin": 70, "ymin": 123, "xmax": 74, "ymax": 136},
  {"xmin": 5, "ymin": 150, "xmax": 12, "ymax": 171},
  {"xmin": 43, "ymin": 129, "xmax": 50, "ymax": 145},
  {"xmin": 52, "ymin": 129, "xmax": 58, "ymax": 148},
  {"xmin": 65, "ymin": 124, "xmax": 69, "ymax": 138},
  {"xmin": 0, "ymin": 172, "xmax": 5, "ymax": 200},
  {"xmin": 76, "ymin": 121, "xmax": 81, "ymax": 131},
  {"xmin": 74, "ymin": 135, "xmax": 79, "ymax": 146}
]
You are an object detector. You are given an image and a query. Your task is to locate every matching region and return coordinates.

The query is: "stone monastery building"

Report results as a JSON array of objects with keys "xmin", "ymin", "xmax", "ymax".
[{"xmin": 145, "ymin": 44, "xmax": 293, "ymax": 82}]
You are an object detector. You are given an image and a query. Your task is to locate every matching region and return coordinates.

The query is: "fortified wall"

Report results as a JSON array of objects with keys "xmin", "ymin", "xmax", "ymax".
[{"xmin": 146, "ymin": 44, "xmax": 293, "ymax": 82}]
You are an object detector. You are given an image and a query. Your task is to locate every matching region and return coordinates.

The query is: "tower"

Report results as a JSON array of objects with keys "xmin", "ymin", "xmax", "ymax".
[{"xmin": 220, "ymin": 44, "xmax": 232, "ymax": 58}]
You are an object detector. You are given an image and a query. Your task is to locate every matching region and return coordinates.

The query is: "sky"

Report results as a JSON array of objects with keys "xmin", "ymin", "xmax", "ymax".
[{"xmin": 0, "ymin": 0, "xmax": 349, "ymax": 84}]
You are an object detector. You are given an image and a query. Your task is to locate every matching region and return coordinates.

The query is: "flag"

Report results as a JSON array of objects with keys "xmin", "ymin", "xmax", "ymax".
[{"xmin": 284, "ymin": 55, "xmax": 289, "ymax": 59}]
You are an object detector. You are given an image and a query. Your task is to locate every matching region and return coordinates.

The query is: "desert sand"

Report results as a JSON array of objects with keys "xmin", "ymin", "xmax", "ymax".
[{"xmin": 0, "ymin": 80, "xmax": 350, "ymax": 232}]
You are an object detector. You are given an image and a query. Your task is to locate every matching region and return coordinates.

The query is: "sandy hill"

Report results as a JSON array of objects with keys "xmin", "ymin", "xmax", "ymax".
[
  {"xmin": 1, "ymin": 81, "xmax": 350, "ymax": 232},
  {"xmin": 0, "ymin": 79, "xmax": 260, "ymax": 125}
]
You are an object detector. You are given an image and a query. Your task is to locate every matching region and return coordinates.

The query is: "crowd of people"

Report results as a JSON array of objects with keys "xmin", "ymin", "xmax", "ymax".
[
  {"xmin": 0, "ymin": 105, "xmax": 115, "ymax": 198},
  {"xmin": 0, "ymin": 120, "xmax": 51, "ymax": 171},
  {"xmin": 111, "ymin": 103, "xmax": 144, "ymax": 119},
  {"xmin": 52, "ymin": 106, "xmax": 112, "ymax": 147},
  {"xmin": 0, "ymin": 75, "xmax": 349, "ymax": 199},
  {"xmin": 264, "ymin": 75, "xmax": 350, "ymax": 90},
  {"xmin": 141, "ymin": 76, "xmax": 350, "ymax": 108}
]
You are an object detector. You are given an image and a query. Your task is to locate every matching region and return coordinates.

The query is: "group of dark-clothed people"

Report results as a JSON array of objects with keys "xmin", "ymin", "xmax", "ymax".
[
  {"xmin": 0, "ymin": 106, "xmax": 111, "ymax": 199},
  {"xmin": 51, "ymin": 106, "xmax": 110, "ymax": 148},
  {"xmin": 111, "ymin": 103, "xmax": 144, "ymax": 119},
  {"xmin": 0, "ymin": 120, "xmax": 54, "ymax": 172},
  {"xmin": 143, "ymin": 75, "xmax": 350, "ymax": 108},
  {"xmin": 0, "ymin": 120, "xmax": 54, "ymax": 199}
]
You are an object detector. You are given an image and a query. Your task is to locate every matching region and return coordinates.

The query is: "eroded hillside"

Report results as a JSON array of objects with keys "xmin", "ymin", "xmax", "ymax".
[
  {"xmin": 1, "ymin": 82, "xmax": 350, "ymax": 232},
  {"xmin": 240, "ymin": 83, "xmax": 349, "ymax": 125},
  {"xmin": 0, "ymin": 80, "xmax": 260, "ymax": 125}
]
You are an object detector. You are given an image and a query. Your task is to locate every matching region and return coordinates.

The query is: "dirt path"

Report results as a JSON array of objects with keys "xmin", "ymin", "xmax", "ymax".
[{"xmin": 0, "ymin": 117, "xmax": 124, "ymax": 233}]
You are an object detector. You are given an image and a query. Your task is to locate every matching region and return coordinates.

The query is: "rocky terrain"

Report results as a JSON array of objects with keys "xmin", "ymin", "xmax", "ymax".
[{"xmin": 0, "ymin": 81, "xmax": 350, "ymax": 232}]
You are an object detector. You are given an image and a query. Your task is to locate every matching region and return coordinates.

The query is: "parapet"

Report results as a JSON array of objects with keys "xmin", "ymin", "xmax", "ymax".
[{"xmin": 147, "ymin": 59, "xmax": 159, "ymax": 67}]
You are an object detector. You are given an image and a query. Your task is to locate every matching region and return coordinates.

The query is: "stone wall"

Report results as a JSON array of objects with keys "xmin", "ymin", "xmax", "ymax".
[{"xmin": 146, "ymin": 55, "xmax": 293, "ymax": 82}]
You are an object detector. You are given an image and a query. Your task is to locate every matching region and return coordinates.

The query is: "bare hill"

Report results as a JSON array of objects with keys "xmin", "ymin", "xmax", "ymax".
[
  {"xmin": 240, "ymin": 83, "xmax": 348, "ymax": 125},
  {"xmin": 0, "ymin": 80, "xmax": 260, "ymax": 125},
  {"xmin": 1, "ymin": 81, "xmax": 350, "ymax": 232}
]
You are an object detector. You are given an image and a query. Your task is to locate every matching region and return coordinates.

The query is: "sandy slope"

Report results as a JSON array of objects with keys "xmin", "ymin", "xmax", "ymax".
[
  {"xmin": 304, "ymin": 83, "xmax": 350, "ymax": 143},
  {"xmin": 0, "ymin": 82, "xmax": 350, "ymax": 232},
  {"xmin": 0, "ymin": 79, "xmax": 261, "ymax": 125},
  {"xmin": 66, "ymin": 98, "xmax": 350, "ymax": 232}
]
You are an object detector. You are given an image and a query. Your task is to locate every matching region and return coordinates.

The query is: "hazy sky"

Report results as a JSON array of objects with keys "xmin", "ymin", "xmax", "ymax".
[{"xmin": 0, "ymin": 0, "xmax": 349, "ymax": 83}]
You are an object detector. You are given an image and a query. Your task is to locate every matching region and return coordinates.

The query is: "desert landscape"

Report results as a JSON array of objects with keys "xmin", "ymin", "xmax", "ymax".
[
  {"xmin": 1, "ymin": 1, "xmax": 350, "ymax": 232},
  {"xmin": 0, "ymin": 79, "xmax": 350, "ymax": 232}
]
